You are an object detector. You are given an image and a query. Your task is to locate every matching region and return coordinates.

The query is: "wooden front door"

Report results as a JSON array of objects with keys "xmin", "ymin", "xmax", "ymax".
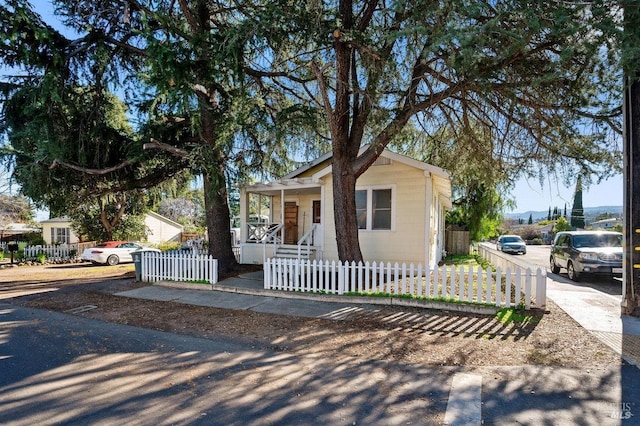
[{"xmin": 284, "ymin": 202, "xmax": 298, "ymax": 244}]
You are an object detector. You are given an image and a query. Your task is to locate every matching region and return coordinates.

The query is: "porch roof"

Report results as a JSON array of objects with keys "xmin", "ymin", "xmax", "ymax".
[{"xmin": 244, "ymin": 177, "xmax": 322, "ymax": 196}]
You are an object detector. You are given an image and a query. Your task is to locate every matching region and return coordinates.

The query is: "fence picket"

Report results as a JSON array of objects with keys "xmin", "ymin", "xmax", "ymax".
[{"xmin": 262, "ymin": 258, "xmax": 545, "ymax": 310}]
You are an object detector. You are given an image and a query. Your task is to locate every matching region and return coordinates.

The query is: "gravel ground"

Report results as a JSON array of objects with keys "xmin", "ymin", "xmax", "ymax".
[{"xmin": 0, "ymin": 262, "xmax": 625, "ymax": 368}]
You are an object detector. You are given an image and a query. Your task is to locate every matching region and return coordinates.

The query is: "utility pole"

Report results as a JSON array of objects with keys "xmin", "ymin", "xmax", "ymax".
[{"xmin": 623, "ymin": 1, "xmax": 640, "ymax": 316}]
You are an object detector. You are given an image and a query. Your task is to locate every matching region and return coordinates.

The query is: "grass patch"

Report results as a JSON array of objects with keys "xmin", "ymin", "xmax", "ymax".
[
  {"xmin": 496, "ymin": 307, "xmax": 541, "ymax": 325},
  {"xmin": 442, "ymin": 253, "xmax": 492, "ymax": 270},
  {"xmin": 165, "ymin": 278, "xmax": 211, "ymax": 284},
  {"xmin": 341, "ymin": 291, "xmax": 496, "ymax": 307}
]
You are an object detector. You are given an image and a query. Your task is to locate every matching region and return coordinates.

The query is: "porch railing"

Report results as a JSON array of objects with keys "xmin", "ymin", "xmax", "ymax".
[
  {"xmin": 262, "ymin": 223, "xmax": 283, "ymax": 262},
  {"xmin": 297, "ymin": 223, "xmax": 318, "ymax": 260}
]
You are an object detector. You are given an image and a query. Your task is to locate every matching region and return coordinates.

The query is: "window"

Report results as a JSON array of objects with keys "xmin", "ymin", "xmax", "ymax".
[
  {"xmin": 355, "ymin": 187, "xmax": 393, "ymax": 230},
  {"xmin": 51, "ymin": 227, "xmax": 70, "ymax": 244},
  {"xmin": 312, "ymin": 200, "xmax": 321, "ymax": 224}
]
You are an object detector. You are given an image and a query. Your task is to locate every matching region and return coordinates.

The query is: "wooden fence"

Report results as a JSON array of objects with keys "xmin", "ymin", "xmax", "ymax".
[
  {"xmin": 445, "ymin": 230, "xmax": 470, "ymax": 255},
  {"xmin": 264, "ymin": 258, "xmax": 546, "ymax": 310},
  {"xmin": 140, "ymin": 251, "xmax": 218, "ymax": 284}
]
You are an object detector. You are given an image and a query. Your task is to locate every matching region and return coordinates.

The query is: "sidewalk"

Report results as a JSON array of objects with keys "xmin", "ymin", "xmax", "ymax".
[
  {"xmin": 545, "ymin": 275, "xmax": 640, "ymax": 367},
  {"xmin": 117, "ymin": 270, "xmax": 640, "ymax": 368}
]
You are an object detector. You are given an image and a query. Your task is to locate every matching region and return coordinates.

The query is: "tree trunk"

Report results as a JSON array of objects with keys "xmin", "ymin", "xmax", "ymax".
[
  {"xmin": 200, "ymin": 106, "xmax": 238, "ymax": 275},
  {"xmin": 203, "ymin": 167, "xmax": 238, "ymax": 275},
  {"xmin": 332, "ymin": 156, "xmax": 363, "ymax": 263}
]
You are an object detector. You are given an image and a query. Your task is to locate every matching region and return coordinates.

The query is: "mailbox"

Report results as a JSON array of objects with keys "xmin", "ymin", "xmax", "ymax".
[{"xmin": 7, "ymin": 243, "xmax": 19, "ymax": 252}]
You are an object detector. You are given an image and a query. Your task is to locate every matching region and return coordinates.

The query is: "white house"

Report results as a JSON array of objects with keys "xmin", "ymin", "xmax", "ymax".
[
  {"xmin": 40, "ymin": 212, "xmax": 183, "ymax": 245},
  {"xmin": 40, "ymin": 217, "xmax": 80, "ymax": 245},
  {"xmin": 236, "ymin": 148, "xmax": 452, "ymax": 266}
]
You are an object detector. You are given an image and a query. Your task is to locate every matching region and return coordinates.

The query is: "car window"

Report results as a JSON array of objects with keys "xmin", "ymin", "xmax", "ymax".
[
  {"xmin": 572, "ymin": 234, "xmax": 621, "ymax": 248},
  {"xmin": 502, "ymin": 236, "xmax": 523, "ymax": 243}
]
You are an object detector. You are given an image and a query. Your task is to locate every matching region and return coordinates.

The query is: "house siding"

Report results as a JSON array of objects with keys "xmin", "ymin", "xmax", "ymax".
[
  {"xmin": 322, "ymin": 161, "xmax": 428, "ymax": 264},
  {"xmin": 144, "ymin": 213, "xmax": 183, "ymax": 243}
]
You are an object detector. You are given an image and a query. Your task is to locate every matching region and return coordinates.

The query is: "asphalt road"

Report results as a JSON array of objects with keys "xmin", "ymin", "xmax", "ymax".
[
  {"xmin": 2, "ymin": 295, "xmax": 640, "ymax": 424},
  {"xmin": 504, "ymin": 244, "xmax": 623, "ymax": 296}
]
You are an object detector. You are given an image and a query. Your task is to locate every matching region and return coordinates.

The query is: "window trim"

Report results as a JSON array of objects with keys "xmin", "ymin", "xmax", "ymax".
[{"xmin": 355, "ymin": 185, "xmax": 396, "ymax": 231}]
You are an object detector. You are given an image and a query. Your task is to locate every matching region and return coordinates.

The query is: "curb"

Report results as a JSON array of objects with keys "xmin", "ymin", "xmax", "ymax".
[
  {"xmin": 211, "ymin": 283, "xmax": 500, "ymax": 316},
  {"xmin": 154, "ymin": 281, "xmax": 214, "ymax": 291}
]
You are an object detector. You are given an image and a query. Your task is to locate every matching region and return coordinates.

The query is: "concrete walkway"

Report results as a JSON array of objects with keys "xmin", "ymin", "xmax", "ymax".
[{"xmin": 545, "ymin": 275, "xmax": 640, "ymax": 367}]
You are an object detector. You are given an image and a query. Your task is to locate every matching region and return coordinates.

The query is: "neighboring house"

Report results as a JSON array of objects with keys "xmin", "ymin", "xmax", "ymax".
[
  {"xmin": 40, "ymin": 212, "xmax": 183, "ymax": 245},
  {"xmin": 144, "ymin": 211, "xmax": 183, "ymax": 244},
  {"xmin": 538, "ymin": 223, "xmax": 555, "ymax": 244},
  {"xmin": 237, "ymin": 148, "xmax": 452, "ymax": 265},
  {"xmin": 590, "ymin": 217, "xmax": 622, "ymax": 230},
  {"xmin": 40, "ymin": 218, "xmax": 79, "ymax": 245},
  {"xmin": 0, "ymin": 222, "xmax": 42, "ymax": 243}
]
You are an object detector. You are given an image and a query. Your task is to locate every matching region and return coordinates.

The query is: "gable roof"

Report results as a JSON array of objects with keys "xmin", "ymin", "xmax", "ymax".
[
  {"xmin": 145, "ymin": 211, "xmax": 184, "ymax": 230},
  {"xmin": 305, "ymin": 147, "xmax": 450, "ymax": 183}
]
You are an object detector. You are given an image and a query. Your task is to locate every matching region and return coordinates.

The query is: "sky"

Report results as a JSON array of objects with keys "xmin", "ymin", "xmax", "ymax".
[{"xmin": 508, "ymin": 173, "xmax": 623, "ymax": 214}]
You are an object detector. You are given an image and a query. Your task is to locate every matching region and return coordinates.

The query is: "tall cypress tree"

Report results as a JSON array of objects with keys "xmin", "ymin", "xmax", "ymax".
[{"xmin": 571, "ymin": 176, "xmax": 586, "ymax": 229}]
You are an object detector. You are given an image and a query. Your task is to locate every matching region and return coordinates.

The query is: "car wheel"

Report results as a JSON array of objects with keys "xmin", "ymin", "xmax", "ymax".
[
  {"xmin": 567, "ymin": 261, "xmax": 580, "ymax": 281},
  {"xmin": 107, "ymin": 255, "xmax": 120, "ymax": 266},
  {"xmin": 550, "ymin": 257, "xmax": 560, "ymax": 274}
]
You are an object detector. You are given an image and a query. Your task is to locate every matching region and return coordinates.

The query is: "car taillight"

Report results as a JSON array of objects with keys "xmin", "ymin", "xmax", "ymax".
[{"xmin": 91, "ymin": 250, "xmax": 103, "ymax": 254}]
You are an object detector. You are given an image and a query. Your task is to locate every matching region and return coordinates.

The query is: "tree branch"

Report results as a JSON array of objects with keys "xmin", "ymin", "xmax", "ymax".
[{"xmin": 143, "ymin": 138, "xmax": 190, "ymax": 158}]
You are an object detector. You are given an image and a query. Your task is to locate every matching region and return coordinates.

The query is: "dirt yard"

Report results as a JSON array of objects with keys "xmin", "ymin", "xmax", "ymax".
[{"xmin": 0, "ymin": 262, "xmax": 625, "ymax": 367}]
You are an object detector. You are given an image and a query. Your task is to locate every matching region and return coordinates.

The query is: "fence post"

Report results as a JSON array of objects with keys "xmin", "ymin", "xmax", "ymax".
[{"xmin": 536, "ymin": 268, "xmax": 547, "ymax": 309}]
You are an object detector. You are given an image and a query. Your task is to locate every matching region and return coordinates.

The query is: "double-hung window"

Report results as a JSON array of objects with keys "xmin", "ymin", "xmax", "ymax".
[
  {"xmin": 355, "ymin": 187, "xmax": 394, "ymax": 230},
  {"xmin": 51, "ymin": 227, "xmax": 70, "ymax": 244}
]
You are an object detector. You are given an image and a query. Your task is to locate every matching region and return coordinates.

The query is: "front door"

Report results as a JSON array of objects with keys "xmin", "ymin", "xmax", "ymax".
[{"xmin": 284, "ymin": 202, "xmax": 298, "ymax": 244}]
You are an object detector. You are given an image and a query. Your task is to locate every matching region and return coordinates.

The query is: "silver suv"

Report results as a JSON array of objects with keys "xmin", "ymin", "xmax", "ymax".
[{"xmin": 549, "ymin": 231, "xmax": 623, "ymax": 281}]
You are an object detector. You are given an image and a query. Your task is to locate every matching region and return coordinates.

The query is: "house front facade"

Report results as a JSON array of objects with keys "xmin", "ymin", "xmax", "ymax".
[
  {"xmin": 40, "ymin": 217, "xmax": 80, "ymax": 245},
  {"xmin": 237, "ymin": 148, "xmax": 452, "ymax": 266}
]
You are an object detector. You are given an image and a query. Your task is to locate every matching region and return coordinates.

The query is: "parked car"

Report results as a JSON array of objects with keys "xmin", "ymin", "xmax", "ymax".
[
  {"xmin": 81, "ymin": 241, "xmax": 160, "ymax": 266},
  {"xmin": 549, "ymin": 231, "xmax": 623, "ymax": 281},
  {"xmin": 496, "ymin": 235, "xmax": 527, "ymax": 255}
]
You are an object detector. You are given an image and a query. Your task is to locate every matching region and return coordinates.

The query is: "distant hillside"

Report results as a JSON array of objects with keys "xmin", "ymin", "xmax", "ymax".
[{"xmin": 505, "ymin": 206, "xmax": 622, "ymax": 222}]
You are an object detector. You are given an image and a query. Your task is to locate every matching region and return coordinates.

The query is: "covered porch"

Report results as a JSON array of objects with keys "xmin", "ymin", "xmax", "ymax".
[{"xmin": 236, "ymin": 177, "xmax": 323, "ymax": 264}]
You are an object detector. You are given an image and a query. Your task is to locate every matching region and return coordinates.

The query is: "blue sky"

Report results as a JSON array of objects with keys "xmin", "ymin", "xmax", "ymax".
[{"xmin": 508, "ymin": 174, "xmax": 623, "ymax": 214}]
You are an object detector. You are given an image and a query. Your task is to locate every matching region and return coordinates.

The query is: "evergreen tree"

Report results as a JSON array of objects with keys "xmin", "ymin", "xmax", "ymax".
[
  {"xmin": 528, "ymin": 214, "xmax": 533, "ymax": 224},
  {"xmin": 548, "ymin": 207, "xmax": 552, "ymax": 221},
  {"xmin": 571, "ymin": 176, "xmax": 586, "ymax": 229}
]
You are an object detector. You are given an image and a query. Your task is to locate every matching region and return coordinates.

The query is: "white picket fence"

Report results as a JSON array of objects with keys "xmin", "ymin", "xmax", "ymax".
[
  {"xmin": 23, "ymin": 244, "xmax": 75, "ymax": 259},
  {"xmin": 264, "ymin": 258, "xmax": 546, "ymax": 309},
  {"xmin": 140, "ymin": 251, "xmax": 219, "ymax": 284}
]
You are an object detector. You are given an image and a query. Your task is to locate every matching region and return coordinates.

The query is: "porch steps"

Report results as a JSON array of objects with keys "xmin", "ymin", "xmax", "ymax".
[{"xmin": 274, "ymin": 246, "xmax": 316, "ymax": 260}]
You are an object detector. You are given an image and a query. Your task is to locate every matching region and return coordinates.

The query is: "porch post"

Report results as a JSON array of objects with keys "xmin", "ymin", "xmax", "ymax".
[
  {"xmin": 424, "ymin": 171, "xmax": 433, "ymax": 267},
  {"xmin": 239, "ymin": 187, "xmax": 248, "ymax": 243},
  {"xmin": 280, "ymin": 189, "xmax": 285, "ymax": 243}
]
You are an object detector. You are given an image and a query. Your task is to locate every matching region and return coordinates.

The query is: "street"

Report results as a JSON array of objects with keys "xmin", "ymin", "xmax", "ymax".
[
  {"xmin": 2, "ymin": 283, "xmax": 640, "ymax": 425},
  {"xmin": 505, "ymin": 244, "xmax": 624, "ymax": 296}
]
